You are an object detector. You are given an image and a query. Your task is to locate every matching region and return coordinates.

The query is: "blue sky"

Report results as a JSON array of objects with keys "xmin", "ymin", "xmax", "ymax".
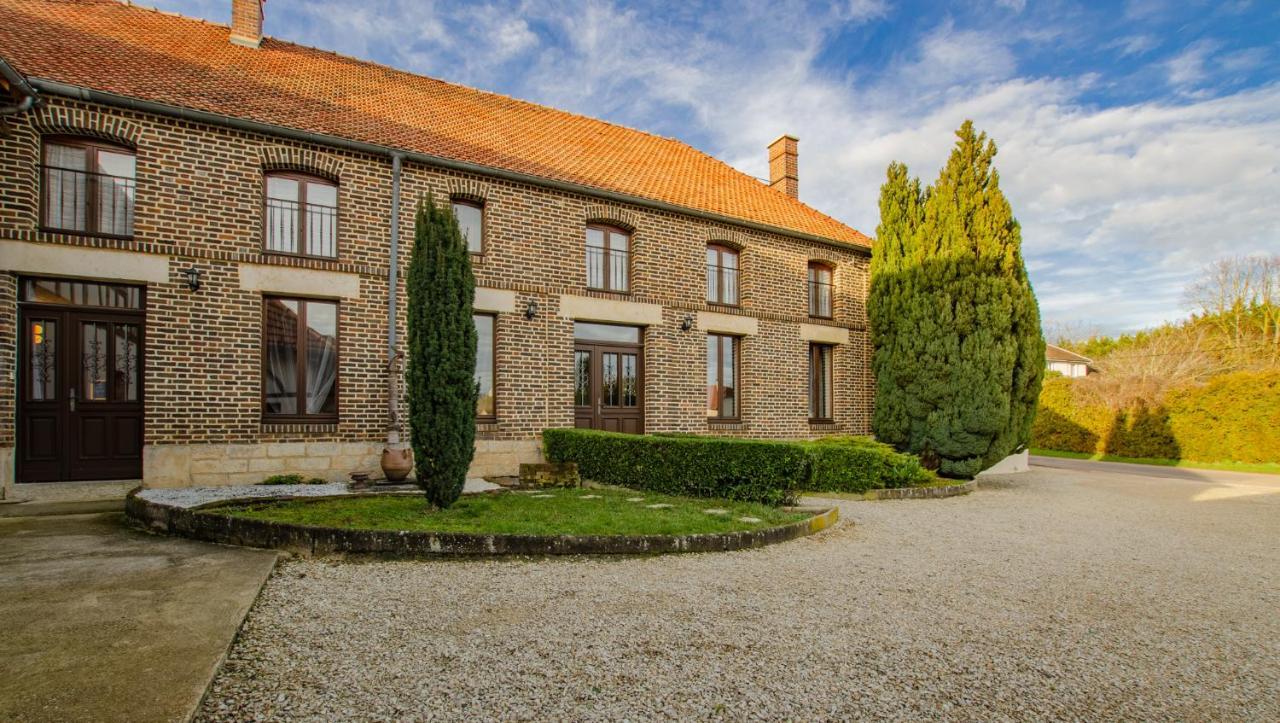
[{"xmin": 154, "ymin": 0, "xmax": 1280, "ymax": 334}]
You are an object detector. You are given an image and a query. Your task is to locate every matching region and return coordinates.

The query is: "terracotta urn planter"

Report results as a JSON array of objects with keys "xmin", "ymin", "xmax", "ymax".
[{"xmin": 380, "ymin": 440, "xmax": 413, "ymax": 482}]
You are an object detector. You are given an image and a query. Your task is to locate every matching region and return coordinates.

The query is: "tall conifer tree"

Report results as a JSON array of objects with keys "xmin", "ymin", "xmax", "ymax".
[
  {"xmin": 869, "ymin": 122, "xmax": 1045, "ymax": 478},
  {"xmin": 406, "ymin": 196, "xmax": 477, "ymax": 507}
]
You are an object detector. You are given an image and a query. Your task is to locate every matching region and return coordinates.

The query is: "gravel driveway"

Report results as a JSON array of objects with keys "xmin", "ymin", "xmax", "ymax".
[{"xmin": 200, "ymin": 465, "xmax": 1280, "ymax": 721}]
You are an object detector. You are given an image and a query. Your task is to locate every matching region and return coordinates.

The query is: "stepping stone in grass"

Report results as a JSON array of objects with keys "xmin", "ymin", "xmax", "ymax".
[
  {"xmin": 579, "ymin": 494, "xmax": 601, "ymax": 499},
  {"xmin": 531, "ymin": 494, "xmax": 554, "ymax": 498},
  {"xmin": 703, "ymin": 508, "xmax": 729, "ymax": 515},
  {"xmin": 737, "ymin": 516, "xmax": 763, "ymax": 524},
  {"xmin": 645, "ymin": 503, "xmax": 673, "ymax": 509},
  {"xmin": 626, "ymin": 497, "xmax": 645, "ymax": 502}
]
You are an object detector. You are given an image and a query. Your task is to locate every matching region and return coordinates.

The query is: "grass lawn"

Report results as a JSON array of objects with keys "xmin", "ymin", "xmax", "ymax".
[
  {"xmin": 210, "ymin": 487, "xmax": 809, "ymax": 536},
  {"xmin": 1030, "ymin": 448, "xmax": 1280, "ymax": 476}
]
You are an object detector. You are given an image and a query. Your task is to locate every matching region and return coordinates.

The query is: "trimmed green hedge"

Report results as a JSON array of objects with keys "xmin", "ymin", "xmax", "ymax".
[
  {"xmin": 1031, "ymin": 370, "xmax": 1280, "ymax": 464},
  {"xmin": 543, "ymin": 429, "xmax": 808, "ymax": 505},
  {"xmin": 802, "ymin": 436, "xmax": 935, "ymax": 493},
  {"xmin": 543, "ymin": 429, "xmax": 934, "ymax": 504}
]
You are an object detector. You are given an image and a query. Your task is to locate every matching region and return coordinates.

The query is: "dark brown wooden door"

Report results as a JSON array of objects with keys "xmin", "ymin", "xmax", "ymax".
[
  {"xmin": 17, "ymin": 307, "xmax": 144, "ymax": 482},
  {"xmin": 573, "ymin": 342, "xmax": 643, "ymax": 434}
]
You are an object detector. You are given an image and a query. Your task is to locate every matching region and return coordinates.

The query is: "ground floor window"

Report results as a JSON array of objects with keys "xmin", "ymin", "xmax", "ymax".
[
  {"xmin": 263, "ymin": 297, "xmax": 338, "ymax": 421},
  {"xmin": 809, "ymin": 343, "xmax": 833, "ymax": 422},
  {"xmin": 706, "ymin": 333, "xmax": 739, "ymax": 420},
  {"xmin": 475, "ymin": 313, "xmax": 495, "ymax": 420}
]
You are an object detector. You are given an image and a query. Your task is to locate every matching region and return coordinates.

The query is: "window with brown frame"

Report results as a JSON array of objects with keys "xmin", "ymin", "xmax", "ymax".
[
  {"xmin": 808, "ymin": 262, "xmax": 833, "ymax": 318},
  {"xmin": 263, "ymin": 172, "xmax": 338, "ymax": 258},
  {"xmin": 452, "ymin": 199, "xmax": 484, "ymax": 255},
  {"xmin": 40, "ymin": 136, "xmax": 136, "ymax": 237},
  {"xmin": 263, "ymin": 297, "xmax": 339, "ymax": 421},
  {"xmin": 809, "ymin": 343, "xmax": 834, "ymax": 422},
  {"xmin": 474, "ymin": 313, "xmax": 496, "ymax": 420},
  {"xmin": 585, "ymin": 224, "xmax": 630, "ymax": 292},
  {"xmin": 706, "ymin": 333, "xmax": 739, "ymax": 420},
  {"xmin": 706, "ymin": 244, "xmax": 739, "ymax": 305}
]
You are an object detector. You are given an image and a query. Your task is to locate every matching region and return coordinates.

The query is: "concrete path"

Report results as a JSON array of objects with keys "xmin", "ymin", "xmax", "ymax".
[
  {"xmin": 0, "ymin": 513, "xmax": 277, "ymax": 723},
  {"xmin": 1030, "ymin": 454, "xmax": 1280, "ymax": 487}
]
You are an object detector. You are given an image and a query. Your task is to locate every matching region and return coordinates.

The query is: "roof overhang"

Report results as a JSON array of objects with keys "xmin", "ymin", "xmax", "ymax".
[
  {"xmin": 28, "ymin": 77, "xmax": 871, "ymax": 257},
  {"xmin": 0, "ymin": 56, "xmax": 39, "ymax": 115}
]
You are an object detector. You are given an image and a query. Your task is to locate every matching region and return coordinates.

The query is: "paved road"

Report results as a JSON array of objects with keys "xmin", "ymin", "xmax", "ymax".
[
  {"xmin": 201, "ymin": 466, "xmax": 1279, "ymax": 721},
  {"xmin": 0, "ymin": 513, "xmax": 277, "ymax": 723},
  {"xmin": 1029, "ymin": 454, "xmax": 1280, "ymax": 486}
]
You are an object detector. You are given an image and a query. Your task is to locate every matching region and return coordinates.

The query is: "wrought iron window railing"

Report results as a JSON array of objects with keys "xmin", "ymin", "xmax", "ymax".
[
  {"xmin": 265, "ymin": 197, "xmax": 338, "ymax": 258},
  {"xmin": 809, "ymin": 279, "xmax": 832, "ymax": 318},
  {"xmin": 586, "ymin": 245, "xmax": 629, "ymax": 292},
  {"xmin": 706, "ymin": 263, "xmax": 739, "ymax": 305},
  {"xmin": 41, "ymin": 165, "xmax": 135, "ymax": 236}
]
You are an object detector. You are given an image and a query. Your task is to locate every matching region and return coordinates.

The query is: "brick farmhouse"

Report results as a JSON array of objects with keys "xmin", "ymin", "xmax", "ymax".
[{"xmin": 0, "ymin": 0, "xmax": 875, "ymax": 496}]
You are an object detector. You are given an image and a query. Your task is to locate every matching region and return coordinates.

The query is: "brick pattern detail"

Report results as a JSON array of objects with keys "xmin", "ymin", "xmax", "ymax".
[
  {"xmin": 30, "ymin": 104, "xmax": 144, "ymax": 147},
  {"xmin": 258, "ymin": 145, "xmax": 345, "ymax": 181},
  {"xmin": 0, "ymin": 97, "xmax": 875, "ymax": 486},
  {"xmin": 446, "ymin": 177, "xmax": 491, "ymax": 202}
]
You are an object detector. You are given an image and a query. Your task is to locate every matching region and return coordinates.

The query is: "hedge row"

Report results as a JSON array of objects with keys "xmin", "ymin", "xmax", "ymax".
[
  {"xmin": 542, "ymin": 429, "xmax": 933, "ymax": 505},
  {"xmin": 802, "ymin": 436, "xmax": 935, "ymax": 493},
  {"xmin": 1030, "ymin": 370, "xmax": 1280, "ymax": 464}
]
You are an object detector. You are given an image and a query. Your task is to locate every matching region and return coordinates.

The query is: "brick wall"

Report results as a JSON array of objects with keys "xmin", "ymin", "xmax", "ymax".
[{"xmin": 0, "ymin": 96, "xmax": 873, "ymax": 489}]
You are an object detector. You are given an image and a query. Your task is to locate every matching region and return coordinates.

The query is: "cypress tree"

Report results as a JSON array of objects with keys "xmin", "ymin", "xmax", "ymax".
[
  {"xmin": 406, "ymin": 195, "xmax": 477, "ymax": 508},
  {"xmin": 869, "ymin": 121, "xmax": 1045, "ymax": 478}
]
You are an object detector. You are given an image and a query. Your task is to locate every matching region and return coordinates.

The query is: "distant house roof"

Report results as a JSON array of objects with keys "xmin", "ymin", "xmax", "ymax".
[
  {"xmin": 0, "ymin": 0, "xmax": 871, "ymax": 248},
  {"xmin": 1045, "ymin": 343, "xmax": 1093, "ymax": 365}
]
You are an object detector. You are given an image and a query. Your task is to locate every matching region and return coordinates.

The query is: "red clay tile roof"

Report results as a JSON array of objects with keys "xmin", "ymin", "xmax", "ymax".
[{"xmin": 0, "ymin": 0, "xmax": 870, "ymax": 247}]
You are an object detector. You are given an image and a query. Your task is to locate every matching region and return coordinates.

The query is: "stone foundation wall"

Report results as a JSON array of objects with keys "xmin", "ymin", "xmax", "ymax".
[{"xmin": 142, "ymin": 440, "xmax": 543, "ymax": 487}]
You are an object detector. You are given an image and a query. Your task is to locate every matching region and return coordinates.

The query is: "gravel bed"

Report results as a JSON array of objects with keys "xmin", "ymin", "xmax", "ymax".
[
  {"xmin": 138, "ymin": 484, "xmax": 350, "ymax": 509},
  {"xmin": 139, "ymin": 478, "xmax": 503, "ymax": 510},
  {"xmin": 199, "ymin": 467, "xmax": 1280, "ymax": 721}
]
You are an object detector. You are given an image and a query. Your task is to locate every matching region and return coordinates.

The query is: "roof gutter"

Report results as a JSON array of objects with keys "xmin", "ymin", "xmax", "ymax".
[
  {"xmin": 28, "ymin": 77, "xmax": 870, "ymax": 256},
  {"xmin": 0, "ymin": 58, "xmax": 38, "ymax": 115}
]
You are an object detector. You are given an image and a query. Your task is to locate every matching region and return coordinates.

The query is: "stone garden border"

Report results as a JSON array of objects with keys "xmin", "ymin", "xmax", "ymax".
[
  {"xmin": 125, "ymin": 490, "xmax": 839, "ymax": 557},
  {"xmin": 860, "ymin": 480, "xmax": 977, "ymax": 500}
]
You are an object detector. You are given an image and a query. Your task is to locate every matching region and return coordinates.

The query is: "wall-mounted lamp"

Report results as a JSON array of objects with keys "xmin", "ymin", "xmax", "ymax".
[
  {"xmin": 524, "ymin": 299, "xmax": 540, "ymax": 320},
  {"xmin": 680, "ymin": 314, "xmax": 694, "ymax": 332},
  {"xmin": 181, "ymin": 266, "xmax": 203, "ymax": 292}
]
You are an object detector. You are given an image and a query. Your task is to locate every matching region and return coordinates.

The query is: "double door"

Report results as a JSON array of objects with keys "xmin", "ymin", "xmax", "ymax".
[
  {"xmin": 573, "ymin": 341, "xmax": 643, "ymax": 434},
  {"xmin": 18, "ymin": 307, "xmax": 144, "ymax": 482}
]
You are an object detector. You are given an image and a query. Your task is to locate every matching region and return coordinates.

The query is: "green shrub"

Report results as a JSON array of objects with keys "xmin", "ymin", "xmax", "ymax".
[
  {"xmin": 802, "ymin": 436, "xmax": 935, "ymax": 492},
  {"xmin": 542, "ymin": 429, "xmax": 808, "ymax": 505},
  {"xmin": 1031, "ymin": 370, "xmax": 1280, "ymax": 464},
  {"xmin": 260, "ymin": 474, "xmax": 327, "ymax": 486}
]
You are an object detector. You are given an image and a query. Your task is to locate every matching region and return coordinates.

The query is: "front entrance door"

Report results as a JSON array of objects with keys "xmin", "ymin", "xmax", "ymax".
[
  {"xmin": 572, "ymin": 322, "xmax": 643, "ymax": 433},
  {"xmin": 17, "ymin": 279, "xmax": 145, "ymax": 483}
]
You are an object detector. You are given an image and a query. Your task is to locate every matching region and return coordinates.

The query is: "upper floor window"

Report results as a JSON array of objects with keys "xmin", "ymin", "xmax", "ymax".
[
  {"xmin": 41, "ymin": 137, "xmax": 136, "ymax": 237},
  {"xmin": 586, "ymin": 224, "xmax": 630, "ymax": 293},
  {"xmin": 808, "ymin": 262, "xmax": 833, "ymax": 318},
  {"xmin": 706, "ymin": 244, "xmax": 739, "ymax": 305},
  {"xmin": 452, "ymin": 199, "xmax": 484, "ymax": 255},
  {"xmin": 264, "ymin": 172, "xmax": 338, "ymax": 258}
]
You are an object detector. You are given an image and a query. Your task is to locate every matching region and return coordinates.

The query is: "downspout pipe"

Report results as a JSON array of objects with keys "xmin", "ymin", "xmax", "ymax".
[{"xmin": 386, "ymin": 153, "xmax": 404, "ymax": 441}]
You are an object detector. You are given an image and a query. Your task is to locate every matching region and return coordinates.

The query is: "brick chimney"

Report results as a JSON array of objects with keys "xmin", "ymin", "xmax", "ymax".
[
  {"xmin": 768, "ymin": 135, "xmax": 799, "ymax": 199},
  {"xmin": 229, "ymin": 0, "xmax": 263, "ymax": 48}
]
